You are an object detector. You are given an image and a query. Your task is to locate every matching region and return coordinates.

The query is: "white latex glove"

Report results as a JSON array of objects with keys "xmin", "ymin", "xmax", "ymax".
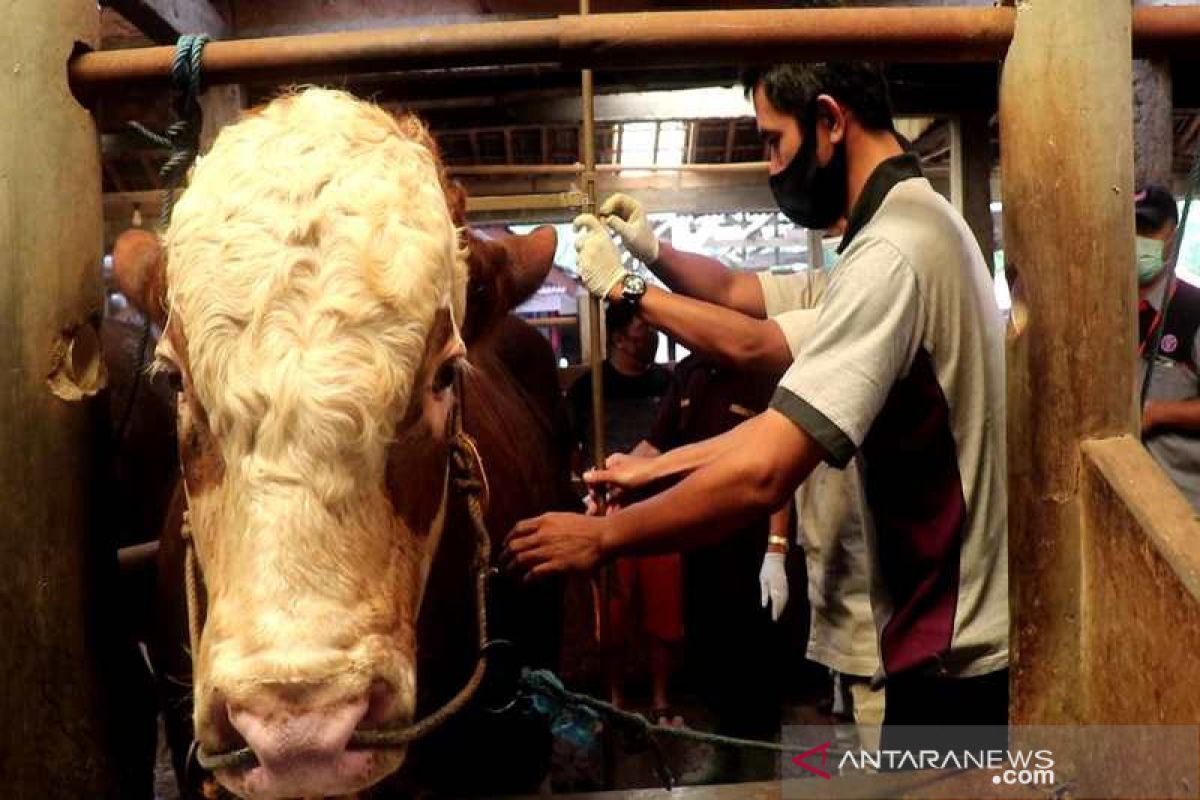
[
  {"xmin": 759, "ymin": 551, "xmax": 789, "ymax": 622},
  {"xmin": 573, "ymin": 213, "xmax": 629, "ymax": 300},
  {"xmin": 599, "ymin": 193, "xmax": 660, "ymax": 265}
]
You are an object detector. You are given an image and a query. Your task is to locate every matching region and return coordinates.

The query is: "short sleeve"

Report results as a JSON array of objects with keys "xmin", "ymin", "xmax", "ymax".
[
  {"xmin": 771, "ymin": 308, "xmax": 818, "ymax": 358},
  {"xmin": 771, "ymin": 239, "xmax": 920, "ymax": 467},
  {"xmin": 757, "ymin": 270, "xmax": 828, "ymax": 317}
]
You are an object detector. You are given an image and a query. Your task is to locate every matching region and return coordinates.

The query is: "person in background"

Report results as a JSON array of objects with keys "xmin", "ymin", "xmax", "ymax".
[
  {"xmin": 639, "ymin": 354, "xmax": 789, "ymax": 779},
  {"xmin": 1137, "ymin": 185, "xmax": 1200, "ymax": 509},
  {"xmin": 567, "ymin": 303, "xmax": 682, "ymax": 723}
]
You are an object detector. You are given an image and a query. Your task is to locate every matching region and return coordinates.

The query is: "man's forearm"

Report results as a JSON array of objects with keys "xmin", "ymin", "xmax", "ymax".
[
  {"xmin": 600, "ymin": 411, "xmax": 823, "ymax": 557},
  {"xmin": 1146, "ymin": 399, "xmax": 1200, "ymax": 433},
  {"xmin": 618, "ymin": 423, "xmax": 748, "ymax": 486},
  {"xmin": 637, "ymin": 285, "xmax": 792, "ymax": 376},
  {"xmin": 651, "ymin": 241, "xmax": 767, "ymax": 317}
]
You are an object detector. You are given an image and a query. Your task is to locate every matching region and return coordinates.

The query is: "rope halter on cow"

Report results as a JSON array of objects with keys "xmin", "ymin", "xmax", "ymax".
[{"xmin": 190, "ymin": 419, "xmax": 497, "ymax": 773}]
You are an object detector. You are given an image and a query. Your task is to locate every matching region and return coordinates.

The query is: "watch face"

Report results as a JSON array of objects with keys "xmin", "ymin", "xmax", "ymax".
[{"xmin": 624, "ymin": 274, "xmax": 647, "ymax": 294}]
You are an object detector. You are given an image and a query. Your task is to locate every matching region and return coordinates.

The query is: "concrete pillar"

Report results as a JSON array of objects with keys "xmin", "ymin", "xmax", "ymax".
[
  {"xmin": 0, "ymin": 3, "xmax": 127, "ymax": 797},
  {"xmin": 1000, "ymin": 0, "xmax": 1137, "ymax": 726},
  {"xmin": 1133, "ymin": 0, "xmax": 1174, "ymax": 190},
  {"xmin": 1132, "ymin": 59, "xmax": 1173, "ymax": 190}
]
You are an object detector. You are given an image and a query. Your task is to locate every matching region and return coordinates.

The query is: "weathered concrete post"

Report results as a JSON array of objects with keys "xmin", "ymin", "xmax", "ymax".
[
  {"xmin": 1133, "ymin": 0, "xmax": 1174, "ymax": 191},
  {"xmin": 0, "ymin": 3, "xmax": 125, "ymax": 797},
  {"xmin": 1001, "ymin": 0, "xmax": 1138, "ymax": 725}
]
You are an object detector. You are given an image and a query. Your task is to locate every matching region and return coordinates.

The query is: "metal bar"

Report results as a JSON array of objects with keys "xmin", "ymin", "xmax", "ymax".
[
  {"xmin": 449, "ymin": 163, "xmax": 583, "ymax": 176},
  {"xmin": 1132, "ymin": 6, "xmax": 1200, "ymax": 59},
  {"xmin": 446, "ymin": 161, "xmax": 769, "ymax": 176},
  {"xmin": 72, "ymin": 18, "xmax": 561, "ymax": 90},
  {"xmin": 465, "ymin": 191, "xmax": 585, "ymax": 212},
  {"xmin": 600, "ymin": 162, "xmax": 767, "ymax": 174},
  {"xmin": 71, "ymin": 8, "xmax": 1017, "ymax": 92},
  {"xmin": 523, "ymin": 315, "xmax": 578, "ymax": 328},
  {"xmin": 69, "ymin": 7, "xmax": 1200, "ymax": 92}
]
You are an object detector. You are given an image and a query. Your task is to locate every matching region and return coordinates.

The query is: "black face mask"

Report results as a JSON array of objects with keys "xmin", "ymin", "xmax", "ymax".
[{"xmin": 769, "ymin": 118, "xmax": 847, "ymax": 230}]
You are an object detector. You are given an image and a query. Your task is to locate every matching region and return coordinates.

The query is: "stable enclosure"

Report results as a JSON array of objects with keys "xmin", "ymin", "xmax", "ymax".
[{"xmin": 5, "ymin": 2, "xmax": 1200, "ymax": 797}]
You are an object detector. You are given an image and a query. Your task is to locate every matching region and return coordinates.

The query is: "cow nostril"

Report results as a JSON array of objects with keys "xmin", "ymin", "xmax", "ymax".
[
  {"xmin": 362, "ymin": 679, "xmax": 397, "ymax": 729},
  {"xmin": 207, "ymin": 691, "xmax": 247, "ymax": 752}
]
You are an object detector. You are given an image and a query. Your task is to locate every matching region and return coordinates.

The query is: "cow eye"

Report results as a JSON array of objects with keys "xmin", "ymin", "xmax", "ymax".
[
  {"xmin": 432, "ymin": 358, "xmax": 460, "ymax": 395},
  {"xmin": 155, "ymin": 358, "xmax": 184, "ymax": 393}
]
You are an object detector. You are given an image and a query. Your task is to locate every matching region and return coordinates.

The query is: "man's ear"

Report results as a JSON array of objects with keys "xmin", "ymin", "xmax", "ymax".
[
  {"xmin": 111, "ymin": 229, "xmax": 168, "ymax": 328},
  {"xmin": 814, "ymin": 94, "xmax": 847, "ymax": 146}
]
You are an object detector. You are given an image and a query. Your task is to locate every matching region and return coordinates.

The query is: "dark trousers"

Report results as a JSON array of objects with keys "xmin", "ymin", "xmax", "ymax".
[{"xmin": 881, "ymin": 668, "xmax": 1010, "ymax": 756}]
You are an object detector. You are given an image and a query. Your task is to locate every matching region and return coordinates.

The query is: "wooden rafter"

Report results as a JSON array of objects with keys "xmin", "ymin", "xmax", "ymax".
[{"xmin": 100, "ymin": 0, "xmax": 228, "ymax": 44}]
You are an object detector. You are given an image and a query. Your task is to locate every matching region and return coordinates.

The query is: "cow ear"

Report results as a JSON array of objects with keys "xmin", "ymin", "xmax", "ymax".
[
  {"xmin": 112, "ymin": 229, "xmax": 168, "ymax": 328},
  {"xmin": 498, "ymin": 225, "xmax": 557, "ymax": 308},
  {"xmin": 461, "ymin": 225, "xmax": 557, "ymax": 343}
]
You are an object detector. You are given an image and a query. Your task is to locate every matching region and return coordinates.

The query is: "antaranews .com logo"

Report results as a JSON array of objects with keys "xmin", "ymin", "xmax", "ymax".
[
  {"xmin": 791, "ymin": 742, "xmax": 1055, "ymax": 786},
  {"xmin": 781, "ymin": 724, "xmax": 1198, "ymax": 799}
]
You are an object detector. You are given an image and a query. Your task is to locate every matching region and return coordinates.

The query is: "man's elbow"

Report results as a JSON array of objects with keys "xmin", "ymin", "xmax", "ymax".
[
  {"xmin": 735, "ymin": 452, "xmax": 797, "ymax": 513},
  {"xmin": 720, "ymin": 331, "xmax": 771, "ymax": 371}
]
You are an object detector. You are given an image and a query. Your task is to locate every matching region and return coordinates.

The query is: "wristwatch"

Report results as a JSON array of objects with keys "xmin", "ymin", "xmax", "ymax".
[{"xmin": 620, "ymin": 273, "xmax": 647, "ymax": 306}]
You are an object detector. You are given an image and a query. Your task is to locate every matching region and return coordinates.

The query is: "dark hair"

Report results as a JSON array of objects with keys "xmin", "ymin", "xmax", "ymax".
[
  {"xmin": 740, "ymin": 62, "xmax": 894, "ymax": 133},
  {"xmin": 605, "ymin": 301, "xmax": 638, "ymax": 342},
  {"xmin": 1135, "ymin": 185, "xmax": 1179, "ymax": 235}
]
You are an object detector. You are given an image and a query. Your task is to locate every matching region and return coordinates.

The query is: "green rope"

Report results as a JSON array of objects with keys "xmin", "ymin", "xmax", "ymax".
[
  {"xmin": 517, "ymin": 668, "xmax": 796, "ymax": 790},
  {"xmin": 116, "ymin": 34, "xmax": 209, "ymax": 450}
]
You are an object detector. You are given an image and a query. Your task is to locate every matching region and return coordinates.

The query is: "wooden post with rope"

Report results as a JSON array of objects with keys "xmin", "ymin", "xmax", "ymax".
[{"xmin": 0, "ymin": 2, "xmax": 126, "ymax": 797}]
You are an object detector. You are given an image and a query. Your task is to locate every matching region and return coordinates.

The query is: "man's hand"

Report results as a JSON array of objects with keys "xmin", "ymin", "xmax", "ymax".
[
  {"xmin": 573, "ymin": 214, "xmax": 628, "ymax": 301},
  {"xmin": 599, "ymin": 193, "xmax": 660, "ymax": 265},
  {"xmin": 583, "ymin": 452, "xmax": 658, "ymax": 499},
  {"xmin": 758, "ymin": 551, "xmax": 789, "ymax": 622},
  {"xmin": 503, "ymin": 512, "xmax": 610, "ymax": 579}
]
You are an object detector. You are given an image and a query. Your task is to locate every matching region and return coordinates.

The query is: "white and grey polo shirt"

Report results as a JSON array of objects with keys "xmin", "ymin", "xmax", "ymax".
[{"xmin": 771, "ymin": 154, "xmax": 1009, "ymax": 679}]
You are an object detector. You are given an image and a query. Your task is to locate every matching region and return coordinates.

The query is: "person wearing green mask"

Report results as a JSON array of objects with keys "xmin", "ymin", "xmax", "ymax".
[{"xmin": 1137, "ymin": 185, "xmax": 1200, "ymax": 509}]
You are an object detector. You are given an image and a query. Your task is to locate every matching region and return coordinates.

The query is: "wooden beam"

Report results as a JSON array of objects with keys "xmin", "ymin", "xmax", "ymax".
[
  {"xmin": 948, "ymin": 115, "xmax": 964, "ymax": 213},
  {"xmin": 1001, "ymin": 0, "xmax": 1137, "ymax": 727},
  {"xmin": 1, "ymin": 1, "xmax": 128, "ymax": 795},
  {"xmin": 100, "ymin": 0, "xmax": 228, "ymax": 44},
  {"xmin": 1080, "ymin": 437, "xmax": 1200, "ymax": 723},
  {"xmin": 958, "ymin": 109, "xmax": 996, "ymax": 261}
]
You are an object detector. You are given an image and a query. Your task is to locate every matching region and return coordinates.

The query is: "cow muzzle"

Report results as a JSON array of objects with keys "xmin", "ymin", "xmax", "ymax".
[{"xmin": 213, "ymin": 680, "xmax": 404, "ymax": 798}]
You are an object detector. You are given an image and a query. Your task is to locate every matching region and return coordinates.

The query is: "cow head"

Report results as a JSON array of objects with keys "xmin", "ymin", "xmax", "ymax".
[{"xmin": 113, "ymin": 88, "xmax": 556, "ymax": 798}]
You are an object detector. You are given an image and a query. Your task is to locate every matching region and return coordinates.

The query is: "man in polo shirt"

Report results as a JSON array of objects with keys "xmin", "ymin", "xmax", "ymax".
[
  {"xmin": 1136, "ymin": 185, "xmax": 1200, "ymax": 509},
  {"xmin": 505, "ymin": 61, "xmax": 1009, "ymax": 735},
  {"xmin": 570, "ymin": 202, "xmax": 884, "ymax": 748}
]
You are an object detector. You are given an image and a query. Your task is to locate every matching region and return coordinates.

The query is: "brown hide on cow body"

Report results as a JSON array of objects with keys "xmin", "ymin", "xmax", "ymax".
[{"xmin": 108, "ymin": 126, "xmax": 575, "ymax": 797}]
